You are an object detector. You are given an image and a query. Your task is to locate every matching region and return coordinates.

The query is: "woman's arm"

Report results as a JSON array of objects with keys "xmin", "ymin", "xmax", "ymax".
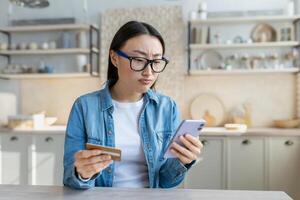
[
  {"xmin": 158, "ymin": 100, "xmax": 201, "ymax": 188},
  {"xmin": 63, "ymin": 98, "xmax": 98, "ymax": 189}
]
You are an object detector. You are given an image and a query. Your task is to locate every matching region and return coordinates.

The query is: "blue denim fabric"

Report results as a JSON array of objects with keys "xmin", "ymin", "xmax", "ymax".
[{"xmin": 63, "ymin": 81, "xmax": 194, "ymax": 189}]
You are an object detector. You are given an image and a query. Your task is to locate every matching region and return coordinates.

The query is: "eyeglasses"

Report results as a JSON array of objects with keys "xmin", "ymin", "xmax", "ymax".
[{"xmin": 116, "ymin": 50, "xmax": 169, "ymax": 73}]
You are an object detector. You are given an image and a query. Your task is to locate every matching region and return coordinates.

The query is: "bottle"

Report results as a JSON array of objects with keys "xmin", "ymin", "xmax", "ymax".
[
  {"xmin": 286, "ymin": 0, "xmax": 295, "ymax": 16},
  {"xmin": 198, "ymin": 1, "xmax": 207, "ymax": 20}
]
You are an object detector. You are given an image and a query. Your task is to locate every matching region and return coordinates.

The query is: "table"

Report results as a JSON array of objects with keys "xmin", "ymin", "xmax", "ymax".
[{"xmin": 0, "ymin": 185, "xmax": 293, "ymax": 200}]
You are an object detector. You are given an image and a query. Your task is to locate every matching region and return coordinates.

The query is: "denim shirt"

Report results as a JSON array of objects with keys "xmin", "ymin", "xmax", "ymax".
[{"xmin": 63, "ymin": 81, "xmax": 195, "ymax": 189}]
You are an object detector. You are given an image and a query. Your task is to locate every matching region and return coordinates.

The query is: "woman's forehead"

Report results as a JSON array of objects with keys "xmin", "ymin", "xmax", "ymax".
[{"xmin": 122, "ymin": 35, "xmax": 163, "ymax": 54}]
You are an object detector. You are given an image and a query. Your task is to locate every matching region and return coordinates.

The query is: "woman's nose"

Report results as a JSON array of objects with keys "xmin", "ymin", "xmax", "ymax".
[{"xmin": 142, "ymin": 63, "xmax": 153, "ymax": 75}]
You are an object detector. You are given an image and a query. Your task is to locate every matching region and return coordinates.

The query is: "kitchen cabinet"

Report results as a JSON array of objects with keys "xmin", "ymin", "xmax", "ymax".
[
  {"xmin": 185, "ymin": 137, "xmax": 225, "ymax": 189},
  {"xmin": 0, "ymin": 132, "xmax": 65, "ymax": 186},
  {"xmin": 187, "ymin": 15, "xmax": 300, "ymax": 75},
  {"xmin": 0, "ymin": 133, "xmax": 29, "ymax": 185},
  {"xmin": 28, "ymin": 134, "xmax": 64, "ymax": 186},
  {"xmin": 184, "ymin": 134, "xmax": 300, "ymax": 200},
  {"xmin": 227, "ymin": 137, "xmax": 265, "ymax": 190},
  {"xmin": 0, "ymin": 24, "xmax": 100, "ymax": 79},
  {"xmin": 268, "ymin": 137, "xmax": 300, "ymax": 200}
]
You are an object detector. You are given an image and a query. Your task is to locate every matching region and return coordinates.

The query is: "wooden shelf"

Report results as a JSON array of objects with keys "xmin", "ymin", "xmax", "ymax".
[
  {"xmin": 0, "ymin": 48, "xmax": 97, "ymax": 55},
  {"xmin": 190, "ymin": 15, "xmax": 300, "ymax": 25},
  {"xmin": 0, "ymin": 73, "xmax": 94, "ymax": 80},
  {"xmin": 0, "ymin": 24, "xmax": 97, "ymax": 33},
  {"xmin": 190, "ymin": 41, "xmax": 300, "ymax": 50},
  {"xmin": 188, "ymin": 68, "xmax": 300, "ymax": 75}
]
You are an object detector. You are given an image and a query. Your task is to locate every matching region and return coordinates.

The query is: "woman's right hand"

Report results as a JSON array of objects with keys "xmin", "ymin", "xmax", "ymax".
[{"xmin": 74, "ymin": 150, "xmax": 113, "ymax": 179}]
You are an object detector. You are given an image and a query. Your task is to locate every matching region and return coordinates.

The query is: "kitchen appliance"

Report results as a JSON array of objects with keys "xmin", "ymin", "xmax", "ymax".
[{"xmin": 0, "ymin": 92, "xmax": 17, "ymax": 126}]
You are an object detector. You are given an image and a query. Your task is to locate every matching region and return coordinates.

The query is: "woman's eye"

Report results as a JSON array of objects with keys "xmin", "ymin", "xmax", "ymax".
[{"xmin": 135, "ymin": 58, "xmax": 145, "ymax": 62}]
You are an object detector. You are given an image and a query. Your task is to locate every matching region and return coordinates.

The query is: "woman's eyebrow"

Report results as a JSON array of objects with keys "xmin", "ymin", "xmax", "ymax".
[{"xmin": 132, "ymin": 50, "xmax": 162, "ymax": 57}]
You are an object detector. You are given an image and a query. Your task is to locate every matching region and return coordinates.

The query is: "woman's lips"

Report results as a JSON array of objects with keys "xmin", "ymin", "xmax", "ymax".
[{"xmin": 139, "ymin": 79, "xmax": 152, "ymax": 85}]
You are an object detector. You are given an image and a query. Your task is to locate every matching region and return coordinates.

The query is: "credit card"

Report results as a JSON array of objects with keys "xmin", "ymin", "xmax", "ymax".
[{"xmin": 86, "ymin": 143, "xmax": 121, "ymax": 161}]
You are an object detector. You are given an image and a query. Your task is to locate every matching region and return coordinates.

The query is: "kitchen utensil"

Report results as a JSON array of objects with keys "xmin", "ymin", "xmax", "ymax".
[
  {"xmin": 251, "ymin": 23, "xmax": 277, "ymax": 42},
  {"xmin": 45, "ymin": 117, "xmax": 57, "ymax": 126},
  {"xmin": 29, "ymin": 42, "xmax": 38, "ymax": 50},
  {"xmin": 9, "ymin": 43, "xmax": 17, "ymax": 50},
  {"xmin": 224, "ymin": 123, "xmax": 247, "ymax": 131},
  {"xmin": 273, "ymin": 118, "xmax": 300, "ymax": 128},
  {"xmin": 18, "ymin": 42, "xmax": 27, "ymax": 50},
  {"xmin": 190, "ymin": 94, "xmax": 226, "ymax": 126},
  {"xmin": 197, "ymin": 50, "xmax": 223, "ymax": 70},
  {"xmin": 0, "ymin": 43, "xmax": 8, "ymax": 50},
  {"xmin": 49, "ymin": 41, "xmax": 56, "ymax": 49},
  {"xmin": 41, "ymin": 42, "xmax": 49, "ymax": 49}
]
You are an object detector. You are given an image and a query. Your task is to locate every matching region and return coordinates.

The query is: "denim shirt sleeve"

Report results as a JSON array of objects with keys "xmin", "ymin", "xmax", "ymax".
[
  {"xmin": 158, "ymin": 100, "xmax": 196, "ymax": 188},
  {"xmin": 63, "ymin": 98, "xmax": 100, "ymax": 189}
]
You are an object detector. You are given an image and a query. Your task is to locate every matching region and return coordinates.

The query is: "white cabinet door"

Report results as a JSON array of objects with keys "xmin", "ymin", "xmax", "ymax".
[
  {"xmin": 28, "ymin": 134, "xmax": 64, "ymax": 186},
  {"xmin": 227, "ymin": 137, "xmax": 265, "ymax": 190},
  {"xmin": 184, "ymin": 137, "xmax": 225, "ymax": 189},
  {"xmin": 0, "ymin": 133, "xmax": 29, "ymax": 185},
  {"xmin": 268, "ymin": 137, "xmax": 300, "ymax": 200}
]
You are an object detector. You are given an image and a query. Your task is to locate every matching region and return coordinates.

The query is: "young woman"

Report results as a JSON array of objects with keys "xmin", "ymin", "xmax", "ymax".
[{"xmin": 63, "ymin": 21, "xmax": 203, "ymax": 189}]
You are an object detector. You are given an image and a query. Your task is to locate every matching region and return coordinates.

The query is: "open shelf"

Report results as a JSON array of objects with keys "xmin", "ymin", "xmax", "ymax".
[
  {"xmin": 190, "ymin": 15, "xmax": 300, "ymax": 25},
  {"xmin": 189, "ymin": 41, "xmax": 300, "ymax": 50},
  {"xmin": 0, "ymin": 24, "xmax": 97, "ymax": 33},
  {"xmin": 0, "ymin": 72, "xmax": 94, "ymax": 80},
  {"xmin": 0, "ymin": 48, "xmax": 99, "ymax": 56},
  {"xmin": 189, "ymin": 68, "xmax": 300, "ymax": 75}
]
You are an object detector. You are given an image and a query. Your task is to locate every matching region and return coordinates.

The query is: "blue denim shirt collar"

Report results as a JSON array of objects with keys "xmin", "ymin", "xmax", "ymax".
[{"xmin": 99, "ymin": 80, "xmax": 159, "ymax": 112}]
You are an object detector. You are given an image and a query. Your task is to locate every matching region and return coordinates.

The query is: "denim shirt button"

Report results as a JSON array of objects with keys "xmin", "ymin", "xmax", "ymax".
[
  {"xmin": 108, "ymin": 169, "xmax": 112, "ymax": 174},
  {"xmin": 108, "ymin": 130, "xmax": 112, "ymax": 135}
]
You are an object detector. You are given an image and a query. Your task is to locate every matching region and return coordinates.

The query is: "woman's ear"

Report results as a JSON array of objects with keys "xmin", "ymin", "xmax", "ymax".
[{"xmin": 110, "ymin": 50, "xmax": 119, "ymax": 69}]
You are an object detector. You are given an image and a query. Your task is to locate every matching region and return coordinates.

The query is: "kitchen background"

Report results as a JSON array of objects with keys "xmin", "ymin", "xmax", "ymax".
[{"xmin": 0, "ymin": 0, "xmax": 299, "ymax": 199}]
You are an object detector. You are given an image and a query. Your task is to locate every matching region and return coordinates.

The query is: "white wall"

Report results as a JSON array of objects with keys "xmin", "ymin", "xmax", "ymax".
[{"xmin": 0, "ymin": 0, "xmax": 298, "ymax": 116}]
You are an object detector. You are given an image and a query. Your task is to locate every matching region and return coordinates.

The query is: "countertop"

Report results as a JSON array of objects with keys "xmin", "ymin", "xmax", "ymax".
[
  {"xmin": 0, "ymin": 185, "xmax": 292, "ymax": 200},
  {"xmin": 0, "ymin": 126, "xmax": 299, "ymax": 136}
]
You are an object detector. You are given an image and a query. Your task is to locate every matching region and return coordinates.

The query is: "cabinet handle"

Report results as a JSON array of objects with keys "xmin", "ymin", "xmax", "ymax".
[
  {"xmin": 242, "ymin": 139, "xmax": 251, "ymax": 145},
  {"xmin": 45, "ymin": 137, "xmax": 54, "ymax": 143},
  {"xmin": 201, "ymin": 139, "xmax": 208, "ymax": 146},
  {"xmin": 10, "ymin": 136, "xmax": 18, "ymax": 142},
  {"xmin": 285, "ymin": 140, "xmax": 294, "ymax": 146}
]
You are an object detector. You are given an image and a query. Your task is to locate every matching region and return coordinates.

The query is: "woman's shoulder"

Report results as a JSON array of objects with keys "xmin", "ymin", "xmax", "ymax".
[
  {"xmin": 149, "ymin": 90, "xmax": 177, "ymax": 107},
  {"xmin": 76, "ymin": 90, "xmax": 102, "ymax": 102}
]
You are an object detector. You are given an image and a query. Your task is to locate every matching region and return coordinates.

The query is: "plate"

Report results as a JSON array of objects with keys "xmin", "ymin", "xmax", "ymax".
[
  {"xmin": 190, "ymin": 94, "xmax": 225, "ymax": 127},
  {"xmin": 251, "ymin": 23, "xmax": 277, "ymax": 42},
  {"xmin": 195, "ymin": 50, "xmax": 223, "ymax": 70}
]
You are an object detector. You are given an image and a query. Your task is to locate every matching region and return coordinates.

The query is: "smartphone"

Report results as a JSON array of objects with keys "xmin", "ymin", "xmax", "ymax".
[
  {"xmin": 86, "ymin": 143, "xmax": 122, "ymax": 161},
  {"xmin": 164, "ymin": 119, "xmax": 206, "ymax": 158}
]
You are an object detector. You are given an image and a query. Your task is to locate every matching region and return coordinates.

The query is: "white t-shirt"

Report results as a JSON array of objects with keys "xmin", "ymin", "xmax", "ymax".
[{"xmin": 112, "ymin": 97, "xmax": 149, "ymax": 188}]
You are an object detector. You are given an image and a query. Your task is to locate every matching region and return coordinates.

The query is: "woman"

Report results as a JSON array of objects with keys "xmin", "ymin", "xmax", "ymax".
[{"xmin": 63, "ymin": 21, "xmax": 203, "ymax": 189}]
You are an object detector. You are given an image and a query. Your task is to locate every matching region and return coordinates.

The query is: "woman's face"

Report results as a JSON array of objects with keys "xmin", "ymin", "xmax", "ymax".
[{"xmin": 110, "ymin": 34, "xmax": 164, "ymax": 94}]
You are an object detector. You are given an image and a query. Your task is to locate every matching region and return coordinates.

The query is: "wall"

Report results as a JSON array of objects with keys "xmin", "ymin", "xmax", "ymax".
[{"xmin": 0, "ymin": 0, "xmax": 298, "ymax": 126}]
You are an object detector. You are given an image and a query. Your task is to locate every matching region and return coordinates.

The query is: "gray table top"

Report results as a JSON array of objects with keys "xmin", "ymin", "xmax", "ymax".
[{"xmin": 0, "ymin": 185, "xmax": 293, "ymax": 200}]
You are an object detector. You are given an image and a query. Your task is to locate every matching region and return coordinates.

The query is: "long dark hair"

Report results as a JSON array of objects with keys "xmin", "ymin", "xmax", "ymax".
[{"xmin": 107, "ymin": 21, "xmax": 165, "ymax": 89}]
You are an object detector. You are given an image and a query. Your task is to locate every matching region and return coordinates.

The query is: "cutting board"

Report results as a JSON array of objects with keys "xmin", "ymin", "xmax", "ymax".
[
  {"xmin": 0, "ymin": 92, "xmax": 17, "ymax": 125},
  {"xmin": 190, "ymin": 94, "xmax": 225, "ymax": 127}
]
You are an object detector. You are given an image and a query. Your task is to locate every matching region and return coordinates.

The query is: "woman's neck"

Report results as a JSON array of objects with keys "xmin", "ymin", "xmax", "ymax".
[{"xmin": 110, "ymin": 81, "xmax": 143, "ymax": 102}]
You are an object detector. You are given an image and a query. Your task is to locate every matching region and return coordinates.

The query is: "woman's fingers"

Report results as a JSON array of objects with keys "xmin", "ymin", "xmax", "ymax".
[
  {"xmin": 74, "ymin": 150, "xmax": 114, "ymax": 180},
  {"xmin": 77, "ymin": 160, "xmax": 113, "ymax": 179},
  {"xmin": 75, "ymin": 150, "xmax": 102, "ymax": 159},
  {"xmin": 170, "ymin": 148, "xmax": 192, "ymax": 164},
  {"xmin": 184, "ymin": 134, "xmax": 203, "ymax": 149},
  {"xmin": 179, "ymin": 135, "xmax": 201, "ymax": 156},
  {"xmin": 75, "ymin": 154, "xmax": 112, "ymax": 167},
  {"xmin": 171, "ymin": 142, "xmax": 197, "ymax": 161}
]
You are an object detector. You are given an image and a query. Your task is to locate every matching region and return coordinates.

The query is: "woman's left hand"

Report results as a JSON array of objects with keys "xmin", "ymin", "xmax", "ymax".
[{"xmin": 170, "ymin": 134, "xmax": 203, "ymax": 165}]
